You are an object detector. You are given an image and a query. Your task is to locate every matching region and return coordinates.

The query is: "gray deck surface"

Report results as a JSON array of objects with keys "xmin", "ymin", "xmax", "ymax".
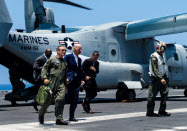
[{"xmin": 0, "ymin": 89, "xmax": 186, "ymax": 131}]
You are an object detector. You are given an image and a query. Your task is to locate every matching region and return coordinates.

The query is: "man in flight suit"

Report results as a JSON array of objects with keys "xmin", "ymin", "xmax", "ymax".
[
  {"xmin": 146, "ymin": 42, "xmax": 170, "ymax": 117},
  {"xmin": 39, "ymin": 45, "xmax": 68, "ymax": 125},
  {"xmin": 32, "ymin": 49, "xmax": 52, "ymax": 111},
  {"xmin": 82, "ymin": 51, "xmax": 100, "ymax": 113}
]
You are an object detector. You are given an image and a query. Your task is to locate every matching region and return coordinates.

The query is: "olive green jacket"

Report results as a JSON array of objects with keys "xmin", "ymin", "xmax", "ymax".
[{"xmin": 41, "ymin": 56, "xmax": 67, "ymax": 92}]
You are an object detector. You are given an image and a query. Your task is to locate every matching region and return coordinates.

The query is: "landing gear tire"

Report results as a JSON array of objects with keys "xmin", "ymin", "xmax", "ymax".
[
  {"xmin": 116, "ymin": 83, "xmax": 136, "ymax": 101},
  {"xmin": 116, "ymin": 84, "xmax": 128, "ymax": 102},
  {"xmin": 126, "ymin": 89, "xmax": 136, "ymax": 100},
  {"xmin": 11, "ymin": 100, "xmax": 17, "ymax": 106},
  {"xmin": 184, "ymin": 89, "xmax": 187, "ymax": 97}
]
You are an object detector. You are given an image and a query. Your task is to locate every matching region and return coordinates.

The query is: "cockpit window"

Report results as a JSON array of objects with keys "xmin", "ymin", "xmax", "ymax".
[{"xmin": 173, "ymin": 53, "xmax": 179, "ymax": 61}]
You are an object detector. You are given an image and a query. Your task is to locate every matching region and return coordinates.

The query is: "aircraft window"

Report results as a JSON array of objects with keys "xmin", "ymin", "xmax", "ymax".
[
  {"xmin": 111, "ymin": 49, "xmax": 116, "ymax": 56},
  {"xmin": 173, "ymin": 53, "xmax": 179, "ymax": 61}
]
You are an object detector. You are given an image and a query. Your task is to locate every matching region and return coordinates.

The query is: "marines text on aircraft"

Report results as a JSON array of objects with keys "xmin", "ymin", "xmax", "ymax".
[{"xmin": 1, "ymin": 0, "xmax": 187, "ymax": 103}]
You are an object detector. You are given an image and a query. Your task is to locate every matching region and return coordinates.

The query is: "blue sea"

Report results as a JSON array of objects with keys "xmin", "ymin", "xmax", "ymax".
[{"xmin": 0, "ymin": 84, "xmax": 33, "ymax": 90}]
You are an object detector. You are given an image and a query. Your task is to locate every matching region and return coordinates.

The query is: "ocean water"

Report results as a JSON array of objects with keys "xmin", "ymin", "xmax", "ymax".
[{"xmin": 0, "ymin": 84, "xmax": 33, "ymax": 90}]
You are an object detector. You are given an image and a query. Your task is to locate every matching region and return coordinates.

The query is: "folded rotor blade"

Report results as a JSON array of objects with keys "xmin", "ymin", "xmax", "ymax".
[{"xmin": 44, "ymin": 0, "xmax": 91, "ymax": 10}]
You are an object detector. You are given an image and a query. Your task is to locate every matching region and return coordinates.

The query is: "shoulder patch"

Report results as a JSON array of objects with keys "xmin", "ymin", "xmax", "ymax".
[
  {"xmin": 56, "ymin": 60, "xmax": 59, "ymax": 64},
  {"xmin": 151, "ymin": 57, "xmax": 156, "ymax": 61}
]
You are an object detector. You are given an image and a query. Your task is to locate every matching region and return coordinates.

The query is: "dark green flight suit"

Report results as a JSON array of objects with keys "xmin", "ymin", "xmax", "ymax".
[
  {"xmin": 39, "ymin": 56, "xmax": 67, "ymax": 120},
  {"xmin": 147, "ymin": 55, "xmax": 169, "ymax": 114}
]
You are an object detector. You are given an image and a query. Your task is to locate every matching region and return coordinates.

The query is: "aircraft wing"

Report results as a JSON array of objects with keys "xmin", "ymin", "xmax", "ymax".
[{"xmin": 126, "ymin": 13, "xmax": 187, "ymax": 40}]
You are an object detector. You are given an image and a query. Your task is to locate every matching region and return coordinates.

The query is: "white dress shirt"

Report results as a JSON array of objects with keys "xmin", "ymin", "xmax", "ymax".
[
  {"xmin": 73, "ymin": 52, "xmax": 78, "ymax": 66},
  {"xmin": 44, "ymin": 54, "xmax": 49, "ymax": 61},
  {"xmin": 73, "ymin": 52, "xmax": 78, "ymax": 76}
]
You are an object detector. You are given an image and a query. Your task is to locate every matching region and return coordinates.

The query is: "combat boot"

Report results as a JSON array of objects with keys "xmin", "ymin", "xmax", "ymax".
[
  {"xmin": 38, "ymin": 115, "xmax": 44, "ymax": 124},
  {"xmin": 56, "ymin": 119, "xmax": 68, "ymax": 125}
]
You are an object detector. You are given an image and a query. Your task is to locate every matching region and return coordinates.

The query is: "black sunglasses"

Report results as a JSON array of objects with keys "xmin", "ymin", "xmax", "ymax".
[{"xmin": 60, "ymin": 49, "xmax": 66, "ymax": 52}]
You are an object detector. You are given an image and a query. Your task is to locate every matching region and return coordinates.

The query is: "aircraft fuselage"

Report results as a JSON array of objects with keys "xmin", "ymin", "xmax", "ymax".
[{"xmin": 2, "ymin": 26, "xmax": 187, "ymax": 90}]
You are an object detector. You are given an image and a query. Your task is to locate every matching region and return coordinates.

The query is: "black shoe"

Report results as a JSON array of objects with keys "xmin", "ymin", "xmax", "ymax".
[
  {"xmin": 83, "ymin": 106, "xmax": 90, "ymax": 113},
  {"xmin": 146, "ymin": 113, "xmax": 159, "ymax": 117},
  {"xmin": 32, "ymin": 101, "xmax": 38, "ymax": 111},
  {"xmin": 56, "ymin": 119, "xmax": 68, "ymax": 125},
  {"xmin": 39, "ymin": 115, "xmax": 44, "ymax": 124},
  {"xmin": 158, "ymin": 111, "xmax": 171, "ymax": 117},
  {"xmin": 82, "ymin": 103, "xmax": 90, "ymax": 113},
  {"xmin": 69, "ymin": 117, "xmax": 78, "ymax": 122}
]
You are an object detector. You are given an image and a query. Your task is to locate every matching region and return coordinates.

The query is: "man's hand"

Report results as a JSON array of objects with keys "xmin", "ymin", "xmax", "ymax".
[
  {"xmin": 85, "ymin": 76, "xmax": 91, "ymax": 80},
  {"xmin": 90, "ymin": 66, "xmax": 96, "ymax": 72},
  {"xmin": 44, "ymin": 79, "xmax": 49, "ymax": 85},
  {"xmin": 81, "ymin": 81, "xmax": 85, "ymax": 85},
  {"xmin": 66, "ymin": 78, "xmax": 69, "ymax": 85},
  {"xmin": 49, "ymin": 89, "xmax": 53, "ymax": 94},
  {"xmin": 161, "ymin": 79, "xmax": 166, "ymax": 85}
]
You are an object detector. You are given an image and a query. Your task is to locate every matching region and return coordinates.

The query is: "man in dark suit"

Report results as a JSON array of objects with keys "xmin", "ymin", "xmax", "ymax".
[
  {"xmin": 64, "ymin": 44, "xmax": 85, "ymax": 122},
  {"xmin": 82, "ymin": 51, "xmax": 99, "ymax": 113},
  {"xmin": 32, "ymin": 49, "xmax": 52, "ymax": 111}
]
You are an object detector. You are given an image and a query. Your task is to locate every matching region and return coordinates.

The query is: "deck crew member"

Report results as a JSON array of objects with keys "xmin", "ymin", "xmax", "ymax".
[{"xmin": 146, "ymin": 42, "xmax": 170, "ymax": 117}]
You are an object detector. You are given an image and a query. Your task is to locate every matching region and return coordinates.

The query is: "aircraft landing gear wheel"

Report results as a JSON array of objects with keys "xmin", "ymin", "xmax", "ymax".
[
  {"xmin": 126, "ymin": 89, "xmax": 136, "ymax": 100},
  {"xmin": 184, "ymin": 89, "xmax": 187, "ymax": 97},
  {"xmin": 11, "ymin": 100, "xmax": 17, "ymax": 106},
  {"xmin": 116, "ymin": 83, "xmax": 128, "ymax": 102}
]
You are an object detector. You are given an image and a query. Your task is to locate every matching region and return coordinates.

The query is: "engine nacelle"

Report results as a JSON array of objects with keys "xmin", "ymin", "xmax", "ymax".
[
  {"xmin": 45, "ymin": 8, "xmax": 55, "ymax": 24},
  {"xmin": 0, "ymin": 0, "xmax": 12, "ymax": 47}
]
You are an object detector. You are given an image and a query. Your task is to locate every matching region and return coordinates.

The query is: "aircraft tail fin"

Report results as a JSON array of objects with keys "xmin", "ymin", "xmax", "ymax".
[
  {"xmin": 0, "ymin": 0, "xmax": 13, "ymax": 47},
  {"xmin": 126, "ymin": 13, "xmax": 187, "ymax": 40}
]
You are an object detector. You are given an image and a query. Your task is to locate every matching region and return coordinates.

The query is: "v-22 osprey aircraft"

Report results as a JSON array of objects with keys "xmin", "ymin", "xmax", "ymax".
[{"xmin": 1, "ymin": 0, "xmax": 187, "ymax": 102}]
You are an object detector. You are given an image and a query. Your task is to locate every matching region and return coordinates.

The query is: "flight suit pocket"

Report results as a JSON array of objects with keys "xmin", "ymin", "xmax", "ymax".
[{"xmin": 50, "ymin": 64, "xmax": 59, "ymax": 75}]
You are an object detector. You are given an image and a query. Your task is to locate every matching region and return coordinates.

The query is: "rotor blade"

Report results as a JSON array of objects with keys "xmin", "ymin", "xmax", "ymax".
[{"xmin": 43, "ymin": 0, "xmax": 92, "ymax": 10}]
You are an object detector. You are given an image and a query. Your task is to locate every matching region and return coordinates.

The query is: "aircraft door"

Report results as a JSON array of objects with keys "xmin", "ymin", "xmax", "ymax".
[
  {"xmin": 108, "ymin": 43, "xmax": 119, "ymax": 62},
  {"xmin": 169, "ymin": 50, "xmax": 183, "ymax": 81}
]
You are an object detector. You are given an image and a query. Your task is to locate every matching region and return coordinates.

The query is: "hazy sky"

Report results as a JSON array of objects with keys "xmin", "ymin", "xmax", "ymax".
[{"xmin": 1, "ymin": 0, "xmax": 187, "ymax": 84}]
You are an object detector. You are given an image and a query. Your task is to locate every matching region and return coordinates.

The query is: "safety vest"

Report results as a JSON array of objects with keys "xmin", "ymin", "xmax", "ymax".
[{"xmin": 149, "ymin": 52, "xmax": 168, "ymax": 77}]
